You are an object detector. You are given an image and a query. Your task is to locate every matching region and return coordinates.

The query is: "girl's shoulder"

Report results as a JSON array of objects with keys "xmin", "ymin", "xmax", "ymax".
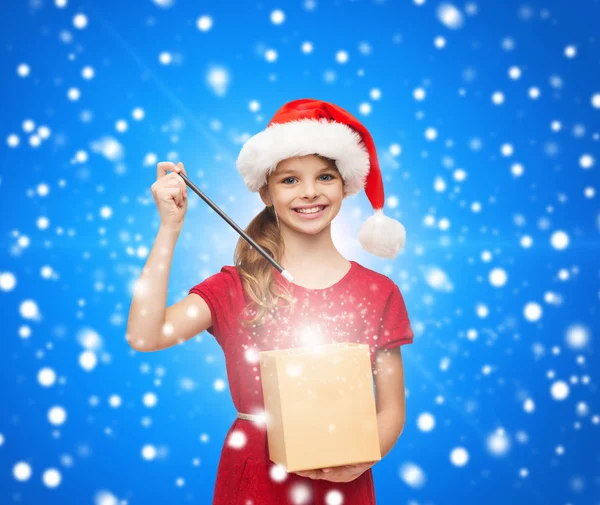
[
  {"xmin": 351, "ymin": 261, "xmax": 397, "ymax": 291},
  {"xmin": 189, "ymin": 265, "xmax": 243, "ymax": 295}
]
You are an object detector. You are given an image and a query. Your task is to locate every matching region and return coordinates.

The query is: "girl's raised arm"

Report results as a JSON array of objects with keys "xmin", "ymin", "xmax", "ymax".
[{"xmin": 126, "ymin": 161, "xmax": 212, "ymax": 352}]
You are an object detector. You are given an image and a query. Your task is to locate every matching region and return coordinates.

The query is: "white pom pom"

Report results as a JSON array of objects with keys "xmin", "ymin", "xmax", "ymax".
[{"xmin": 358, "ymin": 209, "xmax": 406, "ymax": 258}]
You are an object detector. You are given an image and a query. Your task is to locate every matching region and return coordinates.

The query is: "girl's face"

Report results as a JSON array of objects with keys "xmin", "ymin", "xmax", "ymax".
[{"xmin": 259, "ymin": 154, "xmax": 347, "ymax": 235}]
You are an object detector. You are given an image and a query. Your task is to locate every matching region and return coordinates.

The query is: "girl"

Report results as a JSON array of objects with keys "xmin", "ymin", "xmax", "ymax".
[{"xmin": 127, "ymin": 99, "xmax": 414, "ymax": 505}]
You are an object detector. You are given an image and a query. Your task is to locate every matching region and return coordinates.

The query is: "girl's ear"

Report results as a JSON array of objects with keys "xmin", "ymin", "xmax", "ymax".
[{"xmin": 259, "ymin": 186, "xmax": 272, "ymax": 207}]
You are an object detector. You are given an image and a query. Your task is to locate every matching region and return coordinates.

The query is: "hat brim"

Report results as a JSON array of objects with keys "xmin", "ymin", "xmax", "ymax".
[{"xmin": 236, "ymin": 118, "xmax": 370, "ymax": 195}]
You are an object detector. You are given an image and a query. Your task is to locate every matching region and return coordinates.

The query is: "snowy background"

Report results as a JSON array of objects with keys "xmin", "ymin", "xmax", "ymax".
[{"xmin": 1, "ymin": 0, "xmax": 599, "ymax": 504}]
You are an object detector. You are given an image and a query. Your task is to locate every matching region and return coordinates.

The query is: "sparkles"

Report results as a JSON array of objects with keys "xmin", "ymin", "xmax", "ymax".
[
  {"xmin": 270, "ymin": 9, "xmax": 285, "ymax": 25},
  {"xmin": 565, "ymin": 325, "xmax": 589, "ymax": 350},
  {"xmin": 109, "ymin": 395, "xmax": 122, "ymax": 408},
  {"xmin": 17, "ymin": 63, "xmax": 30, "ymax": 77},
  {"xmin": 564, "ymin": 45, "xmax": 577, "ymax": 58},
  {"xmin": 550, "ymin": 380, "xmax": 569, "ymax": 400},
  {"xmin": 38, "ymin": 367, "xmax": 56, "ymax": 386},
  {"xmin": 528, "ymin": 87, "xmax": 540, "ymax": 99},
  {"xmin": 23, "ymin": 119, "xmax": 35, "ymax": 132},
  {"xmin": 434, "ymin": 36, "xmax": 446, "ymax": 48},
  {"xmin": 244, "ymin": 347, "xmax": 260, "ymax": 364},
  {"xmin": 358, "ymin": 102, "xmax": 371, "ymax": 115},
  {"xmin": 290, "ymin": 482, "xmax": 312, "ymax": 504},
  {"xmin": 162, "ymin": 322, "xmax": 174, "ymax": 336},
  {"xmin": 48, "ymin": 406, "xmax": 67, "ymax": 425},
  {"xmin": 81, "ymin": 66, "xmax": 95, "ymax": 80},
  {"xmin": 486, "ymin": 429, "xmax": 510, "ymax": 456},
  {"xmin": 508, "ymin": 66, "xmax": 521, "ymax": 79},
  {"xmin": 417, "ymin": 412, "xmax": 435, "ymax": 431},
  {"xmin": 20, "ymin": 299, "xmax": 40, "ymax": 320},
  {"xmin": 450, "ymin": 447, "xmax": 469, "ymax": 466},
  {"xmin": 492, "ymin": 91, "xmax": 504, "ymax": 105},
  {"xmin": 79, "ymin": 350, "xmax": 97, "ymax": 371},
  {"xmin": 523, "ymin": 398, "xmax": 535, "ymax": 413},
  {"xmin": 576, "ymin": 401, "xmax": 589, "ymax": 417},
  {"xmin": 324, "ymin": 70, "xmax": 336, "ymax": 83},
  {"xmin": 301, "ymin": 41, "xmax": 313, "ymax": 54},
  {"xmin": 454, "ymin": 168, "xmax": 467, "ymax": 181},
  {"xmin": 227, "ymin": 430, "xmax": 247, "ymax": 449},
  {"xmin": 213, "ymin": 378, "xmax": 226, "ymax": 392},
  {"xmin": 501, "ymin": 143, "xmax": 513, "ymax": 156},
  {"xmin": 142, "ymin": 444, "xmax": 157, "ymax": 460},
  {"xmin": 325, "ymin": 490, "xmax": 344, "ymax": 505},
  {"xmin": 437, "ymin": 3, "xmax": 464, "ymax": 29},
  {"xmin": 94, "ymin": 491, "xmax": 119, "ymax": 505},
  {"xmin": 550, "ymin": 230, "xmax": 569, "ymax": 250},
  {"xmin": 90, "ymin": 136, "xmax": 124, "ymax": 162},
  {"xmin": 77, "ymin": 328, "xmax": 103, "ymax": 350},
  {"xmin": 489, "ymin": 268, "xmax": 508, "ymax": 287},
  {"xmin": 413, "ymin": 87, "xmax": 426, "ymax": 101},
  {"xmin": 0, "ymin": 272, "xmax": 17, "ymax": 291},
  {"xmin": 336, "ymin": 50, "xmax": 349, "ymax": 64},
  {"xmin": 159, "ymin": 52, "xmax": 172, "ymax": 65},
  {"xmin": 265, "ymin": 49, "xmax": 278, "ymax": 62},
  {"xmin": 511, "ymin": 162, "xmax": 524, "ymax": 177},
  {"xmin": 143, "ymin": 392, "xmax": 158, "ymax": 407},
  {"xmin": 425, "ymin": 267, "xmax": 452, "ymax": 292},
  {"xmin": 579, "ymin": 154, "xmax": 594, "ymax": 169},
  {"xmin": 6, "ymin": 134, "xmax": 19, "ymax": 147},
  {"xmin": 13, "ymin": 462, "xmax": 32, "ymax": 481},
  {"xmin": 399, "ymin": 462, "xmax": 426, "ymax": 488},
  {"xmin": 425, "ymin": 127, "xmax": 437, "ymax": 141},
  {"xmin": 370, "ymin": 88, "xmax": 381, "ymax": 100},
  {"xmin": 197, "ymin": 15, "xmax": 213, "ymax": 32},
  {"xmin": 269, "ymin": 464, "xmax": 288, "ymax": 482},
  {"xmin": 73, "ymin": 13, "xmax": 88, "ymax": 29},
  {"xmin": 476, "ymin": 303, "xmax": 489, "ymax": 318}
]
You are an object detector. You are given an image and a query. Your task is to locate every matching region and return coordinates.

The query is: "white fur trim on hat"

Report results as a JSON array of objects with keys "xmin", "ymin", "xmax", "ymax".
[{"xmin": 237, "ymin": 118, "xmax": 370, "ymax": 195}]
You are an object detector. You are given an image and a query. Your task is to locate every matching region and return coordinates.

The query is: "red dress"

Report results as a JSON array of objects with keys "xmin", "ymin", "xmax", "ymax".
[{"xmin": 189, "ymin": 260, "xmax": 414, "ymax": 505}]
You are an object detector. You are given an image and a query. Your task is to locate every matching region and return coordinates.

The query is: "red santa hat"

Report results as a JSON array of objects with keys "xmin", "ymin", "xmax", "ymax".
[{"xmin": 236, "ymin": 98, "xmax": 406, "ymax": 259}]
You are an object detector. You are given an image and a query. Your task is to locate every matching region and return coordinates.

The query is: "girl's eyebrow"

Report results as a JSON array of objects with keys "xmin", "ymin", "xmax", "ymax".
[{"xmin": 278, "ymin": 167, "xmax": 334, "ymax": 176}]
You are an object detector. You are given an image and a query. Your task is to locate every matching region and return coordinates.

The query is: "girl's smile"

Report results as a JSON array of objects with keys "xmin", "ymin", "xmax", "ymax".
[{"xmin": 292, "ymin": 205, "xmax": 329, "ymax": 219}]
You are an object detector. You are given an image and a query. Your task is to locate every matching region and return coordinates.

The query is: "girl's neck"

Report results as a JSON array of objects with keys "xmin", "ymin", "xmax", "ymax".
[{"xmin": 279, "ymin": 225, "xmax": 347, "ymax": 271}]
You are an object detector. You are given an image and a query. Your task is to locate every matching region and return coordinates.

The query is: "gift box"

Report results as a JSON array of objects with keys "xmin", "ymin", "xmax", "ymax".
[{"xmin": 259, "ymin": 342, "xmax": 381, "ymax": 472}]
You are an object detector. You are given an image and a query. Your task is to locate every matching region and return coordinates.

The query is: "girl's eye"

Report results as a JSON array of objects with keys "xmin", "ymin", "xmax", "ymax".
[{"xmin": 282, "ymin": 174, "xmax": 334, "ymax": 184}]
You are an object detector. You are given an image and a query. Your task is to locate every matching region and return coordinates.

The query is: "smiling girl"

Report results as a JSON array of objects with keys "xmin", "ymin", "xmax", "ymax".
[{"xmin": 127, "ymin": 99, "xmax": 414, "ymax": 504}]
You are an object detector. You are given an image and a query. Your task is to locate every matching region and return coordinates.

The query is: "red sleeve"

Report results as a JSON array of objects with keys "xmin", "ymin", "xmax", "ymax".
[
  {"xmin": 188, "ymin": 269, "xmax": 234, "ymax": 348},
  {"xmin": 377, "ymin": 283, "xmax": 414, "ymax": 351}
]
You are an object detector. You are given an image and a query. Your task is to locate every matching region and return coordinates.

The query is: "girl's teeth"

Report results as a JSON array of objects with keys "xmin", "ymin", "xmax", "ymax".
[{"xmin": 297, "ymin": 207, "xmax": 323, "ymax": 214}]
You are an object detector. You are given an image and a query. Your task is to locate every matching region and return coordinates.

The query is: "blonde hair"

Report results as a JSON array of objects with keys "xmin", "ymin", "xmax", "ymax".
[
  {"xmin": 233, "ymin": 205, "xmax": 295, "ymax": 328},
  {"xmin": 233, "ymin": 155, "xmax": 338, "ymax": 328}
]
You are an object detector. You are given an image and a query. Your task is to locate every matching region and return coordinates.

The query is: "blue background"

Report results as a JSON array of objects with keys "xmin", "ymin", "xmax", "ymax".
[{"xmin": 1, "ymin": 0, "xmax": 598, "ymax": 504}]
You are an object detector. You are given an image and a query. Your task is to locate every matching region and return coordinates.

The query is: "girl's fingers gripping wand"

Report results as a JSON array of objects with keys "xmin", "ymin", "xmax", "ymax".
[{"xmin": 176, "ymin": 171, "xmax": 295, "ymax": 283}]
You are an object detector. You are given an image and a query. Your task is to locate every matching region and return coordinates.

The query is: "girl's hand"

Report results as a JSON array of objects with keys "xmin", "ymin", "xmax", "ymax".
[
  {"xmin": 295, "ymin": 461, "xmax": 376, "ymax": 483},
  {"xmin": 151, "ymin": 161, "xmax": 188, "ymax": 232}
]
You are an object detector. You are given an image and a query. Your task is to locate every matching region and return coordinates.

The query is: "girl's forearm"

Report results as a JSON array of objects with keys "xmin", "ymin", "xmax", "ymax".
[
  {"xmin": 377, "ymin": 409, "xmax": 406, "ymax": 459},
  {"xmin": 126, "ymin": 225, "xmax": 180, "ymax": 351}
]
